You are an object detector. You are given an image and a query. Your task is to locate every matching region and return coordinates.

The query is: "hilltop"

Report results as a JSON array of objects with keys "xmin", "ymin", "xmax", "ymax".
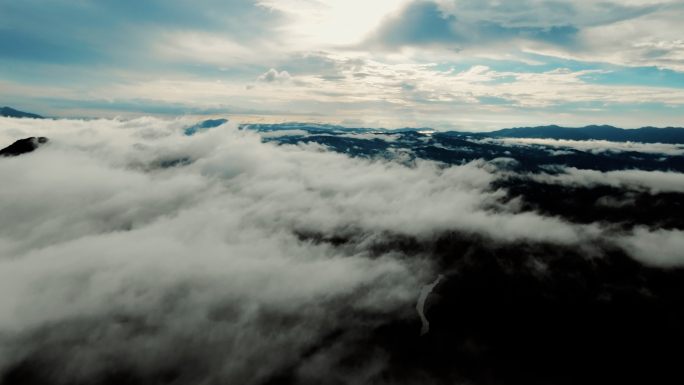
[{"xmin": 0, "ymin": 107, "xmax": 43, "ymax": 119}]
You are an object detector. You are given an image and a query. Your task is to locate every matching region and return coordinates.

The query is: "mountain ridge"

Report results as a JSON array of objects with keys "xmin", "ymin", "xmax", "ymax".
[
  {"xmin": 0, "ymin": 137, "xmax": 49, "ymax": 157},
  {"xmin": 0, "ymin": 107, "xmax": 44, "ymax": 119},
  {"xmin": 481, "ymin": 124, "xmax": 684, "ymax": 144},
  {"xmin": 233, "ymin": 120, "xmax": 684, "ymax": 144}
]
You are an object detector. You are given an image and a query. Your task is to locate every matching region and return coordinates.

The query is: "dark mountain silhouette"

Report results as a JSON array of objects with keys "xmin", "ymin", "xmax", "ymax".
[
  {"xmin": 0, "ymin": 137, "xmax": 48, "ymax": 157},
  {"xmin": 0, "ymin": 107, "xmax": 44, "ymax": 119},
  {"xmin": 178, "ymin": 120, "xmax": 684, "ymax": 174},
  {"xmin": 486, "ymin": 124, "xmax": 684, "ymax": 144},
  {"xmin": 242, "ymin": 124, "xmax": 684, "ymax": 173},
  {"xmin": 189, "ymin": 119, "xmax": 684, "ymax": 144},
  {"xmin": 494, "ymin": 177, "xmax": 684, "ymax": 230},
  {"xmin": 185, "ymin": 119, "xmax": 228, "ymax": 135}
]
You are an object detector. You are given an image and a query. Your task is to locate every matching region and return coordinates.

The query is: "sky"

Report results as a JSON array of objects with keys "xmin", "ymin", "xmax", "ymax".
[{"xmin": 1, "ymin": 0, "xmax": 684, "ymax": 131}]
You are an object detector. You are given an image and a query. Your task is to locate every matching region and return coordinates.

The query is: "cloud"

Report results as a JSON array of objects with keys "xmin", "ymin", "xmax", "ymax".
[
  {"xmin": 432, "ymin": 0, "xmax": 666, "ymax": 29},
  {"xmin": 523, "ymin": 167, "xmax": 684, "ymax": 194},
  {"xmin": 363, "ymin": 1, "xmax": 580, "ymax": 49},
  {"xmin": 617, "ymin": 227, "xmax": 684, "ymax": 266},
  {"xmin": 359, "ymin": 0, "xmax": 684, "ymax": 72},
  {"xmin": 257, "ymin": 68, "xmax": 293, "ymax": 84},
  {"xmin": 369, "ymin": 2, "xmax": 457, "ymax": 47},
  {"xmin": 479, "ymin": 137, "xmax": 684, "ymax": 156}
]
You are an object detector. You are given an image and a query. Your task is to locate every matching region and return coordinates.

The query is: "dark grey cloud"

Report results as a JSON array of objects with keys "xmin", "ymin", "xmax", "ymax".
[
  {"xmin": 364, "ymin": 1, "xmax": 579, "ymax": 50},
  {"xmin": 448, "ymin": 0, "xmax": 664, "ymax": 28},
  {"xmin": 375, "ymin": 2, "xmax": 457, "ymax": 46}
]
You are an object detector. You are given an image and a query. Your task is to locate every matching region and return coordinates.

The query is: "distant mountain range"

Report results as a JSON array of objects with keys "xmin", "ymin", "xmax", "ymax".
[
  {"xmin": 0, "ymin": 107, "xmax": 43, "ymax": 119},
  {"xmin": 184, "ymin": 119, "xmax": 228, "ymax": 136},
  {"xmin": 244, "ymin": 124, "xmax": 684, "ymax": 174},
  {"xmin": 232, "ymin": 119, "xmax": 684, "ymax": 144},
  {"xmin": 481, "ymin": 125, "xmax": 684, "ymax": 144},
  {"xmin": 2, "ymin": 106, "xmax": 684, "ymax": 144},
  {"xmin": 227, "ymin": 121, "xmax": 684, "ymax": 144}
]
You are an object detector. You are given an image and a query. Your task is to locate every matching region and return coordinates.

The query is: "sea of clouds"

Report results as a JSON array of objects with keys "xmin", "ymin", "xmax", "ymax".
[{"xmin": 1, "ymin": 117, "xmax": 683, "ymax": 384}]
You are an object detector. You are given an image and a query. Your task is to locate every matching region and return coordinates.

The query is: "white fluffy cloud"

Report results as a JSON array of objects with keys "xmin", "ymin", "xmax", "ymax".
[{"xmin": 257, "ymin": 68, "xmax": 293, "ymax": 83}]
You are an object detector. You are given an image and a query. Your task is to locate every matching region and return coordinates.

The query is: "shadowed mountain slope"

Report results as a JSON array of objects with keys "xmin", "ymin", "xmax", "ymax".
[
  {"xmin": 0, "ymin": 107, "xmax": 43, "ymax": 119},
  {"xmin": 0, "ymin": 137, "xmax": 48, "ymax": 157}
]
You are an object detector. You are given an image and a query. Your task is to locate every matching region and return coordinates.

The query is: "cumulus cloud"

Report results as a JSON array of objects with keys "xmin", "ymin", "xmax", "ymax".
[
  {"xmin": 1, "ymin": 117, "xmax": 684, "ymax": 383},
  {"xmin": 257, "ymin": 68, "xmax": 293, "ymax": 84}
]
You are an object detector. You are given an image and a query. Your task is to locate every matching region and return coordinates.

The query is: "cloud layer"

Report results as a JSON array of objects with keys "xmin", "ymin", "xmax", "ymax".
[{"xmin": 2, "ymin": 117, "xmax": 684, "ymax": 384}]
